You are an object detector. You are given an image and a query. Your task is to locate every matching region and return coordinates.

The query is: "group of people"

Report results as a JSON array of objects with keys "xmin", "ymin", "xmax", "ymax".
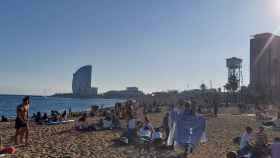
[
  {"xmin": 120, "ymin": 98, "xmax": 207, "ymax": 157},
  {"xmin": 31, "ymin": 110, "xmax": 68, "ymax": 125},
  {"xmin": 0, "ymin": 116, "xmax": 8, "ymax": 122},
  {"xmin": 31, "ymin": 112, "xmax": 48, "ymax": 123},
  {"xmin": 11, "ymin": 95, "xmax": 280, "ymax": 158},
  {"xmin": 229, "ymin": 126, "xmax": 280, "ymax": 158},
  {"xmin": 75, "ymin": 109, "xmax": 121, "ymax": 131}
]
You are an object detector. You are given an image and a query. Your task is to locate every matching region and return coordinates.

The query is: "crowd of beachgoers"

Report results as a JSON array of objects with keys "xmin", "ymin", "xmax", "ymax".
[{"xmin": 0, "ymin": 96, "xmax": 280, "ymax": 158}]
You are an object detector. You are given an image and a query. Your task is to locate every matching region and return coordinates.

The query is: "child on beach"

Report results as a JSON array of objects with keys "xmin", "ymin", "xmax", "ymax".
[
  {"xmin": 152, "ymin": 128, "xmax": 162, "ymax": 141},
  {"xmin": 15, "ymin": 96, "xmax": 30, "ymax": 146}
]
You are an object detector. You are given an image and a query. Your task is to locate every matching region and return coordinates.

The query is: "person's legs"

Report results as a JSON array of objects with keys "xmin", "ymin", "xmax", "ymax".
[
  {"xmin": 19, "ymin": 128, "xmax": 25, "ymax": 144},
  {"xmin": 15, "ymin": 128, "xmax": 20, "ymax": 145},
  {"xmin": 165, "ymin": 128, "xmax": 170, "ymax": 142},
  {"xmin": 24, "ymin": 127, "xmax": 29, "ymax": 145}
]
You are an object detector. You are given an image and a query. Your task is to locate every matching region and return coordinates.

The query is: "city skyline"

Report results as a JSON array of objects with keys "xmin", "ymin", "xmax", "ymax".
[{"xmin": 1, "ymin": 0, "xmax": 280, "ymax": 95}]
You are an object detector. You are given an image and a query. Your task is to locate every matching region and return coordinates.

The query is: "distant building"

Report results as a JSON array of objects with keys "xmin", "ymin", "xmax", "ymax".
[
  {"xmin": 72, "ymin": 65, "xmax": 98, "ymax": 97},
  {"xmin": 250, "ymin": 33, "xmax": 280, "ymax": 101},
  {"xmin": 103, "ymin": 87, "xmax": 144, "ymax": 99}
]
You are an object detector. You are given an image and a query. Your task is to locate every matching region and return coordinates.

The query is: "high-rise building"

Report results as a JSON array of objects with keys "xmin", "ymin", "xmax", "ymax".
[
  {"xmin": 72, "ymin": 65, "xmax": 98, "ymax": 97},
  {"xmin": 250, "ymin": 33, "xmax": 280, "ymax": 101}
]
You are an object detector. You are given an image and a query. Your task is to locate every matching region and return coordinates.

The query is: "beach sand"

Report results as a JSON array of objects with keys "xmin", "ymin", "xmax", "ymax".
[{"xmin": 1, "ymin": 110, "xmax": 280, "ymax": 158}]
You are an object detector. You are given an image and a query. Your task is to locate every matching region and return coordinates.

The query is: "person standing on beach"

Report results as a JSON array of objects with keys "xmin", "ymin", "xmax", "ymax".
[
  {"xmin": 15, "ymin": 96, "xmax": 30, "ymax": 146},
  {"xmin": 162, "ymin": 112, "xmax": 169, "ymax": 142}
]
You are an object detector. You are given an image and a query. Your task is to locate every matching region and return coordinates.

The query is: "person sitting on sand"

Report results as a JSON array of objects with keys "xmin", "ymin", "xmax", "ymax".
[
  {"xmin": 271, "ymin": 137, "xmax": 280, "ymax": 158},
  {"xmin": 239, "ymin": 126, "xmax": 253, "ymax": 156},
  {"xmin": 42, "ymin": 113, "xmax": 48, "ymax": 121},
  {"xmin": 119, "ymin": 114, "xmax": 137, "ymax": 144},
  {"xmin": 35, "ymin": 112, "xmax": 42, "ymax": 123},
  {"xmin": 61, "ymin": 110, "xmax": 67, "ymax": 121},
  {"xmin": 102, "ymin": 116, "xmax": 113, "ymax": 129},
  {"xmin": 138, "ymin": 125, "xmax": 152, "ymax": 140},
  {"xmin": 15, "ymin": 96, "xmax": 30, "ymax": 146},
  {"xmin": 111, "ymin": 110, "xmax": 121, "ymax": 129},
  {"xmin": 251, "ymin": 126, "xmax": 269, "ymax": 158},
  {"xmin": 152, "ymin": 128, "xmax": 163, "ymax": 141},
  {"xmin": 75, "ymin": 113, "xmax": 88, "ymax": 130},
  {"xmin": 143, "ymin": 116, "xmax": 154, "ymax": 133},
  {"xmin": 50, "ymin": 110, "xmax": 61, "ymax": 122},
  {"xmin": 255, "ymin": 126, "xmax": 268, "ymax": 148}
]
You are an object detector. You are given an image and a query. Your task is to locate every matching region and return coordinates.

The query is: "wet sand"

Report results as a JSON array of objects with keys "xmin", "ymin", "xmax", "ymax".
[{"xmin": 1, "ymin": 111, "xmax": 280, "ymax": 158}]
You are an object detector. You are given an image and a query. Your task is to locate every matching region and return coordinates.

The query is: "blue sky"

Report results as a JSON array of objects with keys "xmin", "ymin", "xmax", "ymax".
[{"xmin": 0, "ymin": 0, "xmax": 280, "ymax": 95}]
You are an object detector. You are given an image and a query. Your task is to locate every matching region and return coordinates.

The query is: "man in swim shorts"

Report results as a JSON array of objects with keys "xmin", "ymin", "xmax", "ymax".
[{"xmin": 15, "ymin": 96, "xmax": 30, "ymax": 146}]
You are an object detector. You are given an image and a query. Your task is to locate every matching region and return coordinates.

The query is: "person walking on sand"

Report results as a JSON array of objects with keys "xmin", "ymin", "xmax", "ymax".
[{"xmin": 15, "ymin": 96, "xmax": 30, "ymax": 146}]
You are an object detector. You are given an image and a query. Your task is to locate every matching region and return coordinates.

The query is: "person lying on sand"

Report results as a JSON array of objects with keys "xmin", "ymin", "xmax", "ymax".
[{"xmin": 15, "ymin": 96, "xmax": 30, "ymax": 146}]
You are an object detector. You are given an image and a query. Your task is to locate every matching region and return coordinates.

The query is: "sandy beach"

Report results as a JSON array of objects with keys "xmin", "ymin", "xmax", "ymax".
[{"xmin": 1, "ymin": 109, "xmax": 280, "ymax": 158}]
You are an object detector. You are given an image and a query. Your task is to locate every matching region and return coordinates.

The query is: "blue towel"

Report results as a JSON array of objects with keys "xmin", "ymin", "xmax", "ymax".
[{"xmin": 174, "ymin": 111, "xmax": 206, "ymax": 148}]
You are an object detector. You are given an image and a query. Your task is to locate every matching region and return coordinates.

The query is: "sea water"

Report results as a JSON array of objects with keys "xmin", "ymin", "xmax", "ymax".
[{"xmin": 0, "ymin": 95, "xmax": 123, "ymax": 117}]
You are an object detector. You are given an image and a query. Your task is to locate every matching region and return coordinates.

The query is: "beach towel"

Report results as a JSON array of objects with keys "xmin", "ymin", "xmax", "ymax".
[
  {"xmin": 0, "ymin": 147, "xmax": 16, "ymax": 154},
  {"xmin": 47, "ymin": 120, "xmax": 74, "ymax": 125},
  {"xmin": 271, "ymin": 142, "xmax": 280, "ymax": 158},
  {"xmin": 174, "ymin": 111, "xmax": 206, "ymax": 148}
]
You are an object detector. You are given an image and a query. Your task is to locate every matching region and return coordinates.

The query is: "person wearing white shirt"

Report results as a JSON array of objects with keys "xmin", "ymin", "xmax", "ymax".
[
  {"xmin": 139, "ymin": 126, "xmax": 152, "ymax": 138},
  {"xmin": 152, "ymin": 128, "xmax": 162, "ymax": 141},
  {"xmin": 102, "ymin": 116, "xmax": 112, "ymax": 129},
  {"xmin": 128, "ymin": 117, "xmax": 136, "ymax": 130}
]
